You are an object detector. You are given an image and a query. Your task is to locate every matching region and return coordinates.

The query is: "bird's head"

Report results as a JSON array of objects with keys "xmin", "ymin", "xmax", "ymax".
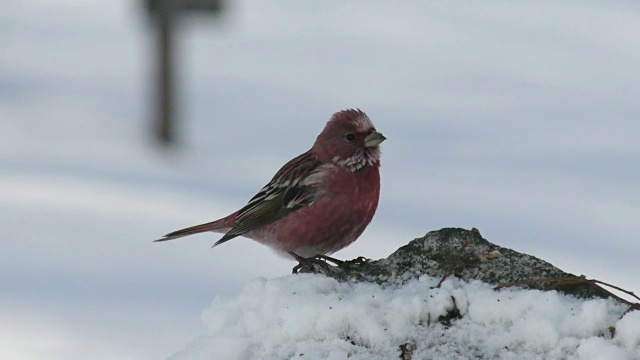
[{"xmin": 313, "ymin": 109, "xmax": 386, "ymax": 172}]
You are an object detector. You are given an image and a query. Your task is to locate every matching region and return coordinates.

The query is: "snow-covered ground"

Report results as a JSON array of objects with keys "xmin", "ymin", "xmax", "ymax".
[
  {"xmin": 172, "ymin": 275, "xmax": 639, "ymax": 359},
  {"xmin": 2, "ymin": 1, "xmax": 640, "ymax": 359}
]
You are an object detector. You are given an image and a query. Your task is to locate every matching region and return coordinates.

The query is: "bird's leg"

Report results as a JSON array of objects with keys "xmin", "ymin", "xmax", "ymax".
[
  {"xmin": 288, "ymin": 251, "xmax": 306, "ymax": 262},
  {"xmin": 289, "ymin": 251, "xmax": 312, "ymax": 274}
]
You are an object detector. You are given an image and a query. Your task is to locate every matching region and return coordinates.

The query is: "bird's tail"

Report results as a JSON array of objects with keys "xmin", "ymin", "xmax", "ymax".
[{"xmin": 154, "ymin": 213, "xmax": 236, "ymax": 242}]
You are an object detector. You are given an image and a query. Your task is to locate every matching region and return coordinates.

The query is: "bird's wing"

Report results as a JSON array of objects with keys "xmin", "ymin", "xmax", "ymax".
[{"xmin": 213, "ymin": 151, "xmax": 326, "ymax": 247}]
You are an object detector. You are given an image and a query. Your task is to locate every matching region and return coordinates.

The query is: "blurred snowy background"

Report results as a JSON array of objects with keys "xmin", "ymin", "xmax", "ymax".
[{"xmin": 1, "ymin": 1, "xmax": 639, "ymax": 359}]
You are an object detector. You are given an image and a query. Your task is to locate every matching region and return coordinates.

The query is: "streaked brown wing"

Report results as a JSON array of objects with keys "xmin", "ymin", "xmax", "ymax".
[{"xmin": 213, "ymin": 151, "xmax": 323, "ymax": 247}]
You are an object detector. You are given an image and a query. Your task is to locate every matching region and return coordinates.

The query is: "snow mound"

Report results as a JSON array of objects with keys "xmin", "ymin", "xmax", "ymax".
[{"xmin": 170, "ymin": 274, "xmax": 639, "ymax": 360}]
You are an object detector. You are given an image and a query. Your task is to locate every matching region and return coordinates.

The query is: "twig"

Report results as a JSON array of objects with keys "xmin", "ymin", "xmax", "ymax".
[{"xmin": 494, "ymin": 274, "xmax": 640, "ymax": 309}]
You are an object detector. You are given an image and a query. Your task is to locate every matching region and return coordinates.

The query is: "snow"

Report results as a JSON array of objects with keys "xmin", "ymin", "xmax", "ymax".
[{"xmin": 171, "ymin": 274, "xmax": 639, "ymax": 360}]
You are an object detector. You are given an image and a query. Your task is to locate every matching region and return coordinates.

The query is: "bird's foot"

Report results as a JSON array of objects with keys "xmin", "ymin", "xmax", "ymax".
[
  {"xmin": 290, "ymin": 252, "xmax": 339, "ymax": 274},
  {"xmin": 289, "ymin": 253, "xmax": 369, "ymax": 274}
]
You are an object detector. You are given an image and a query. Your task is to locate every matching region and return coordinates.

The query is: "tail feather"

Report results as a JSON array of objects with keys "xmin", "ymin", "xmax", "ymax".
[{"xmin": 154, "ymin": 216, "xmax": 234, "ymax": 242}]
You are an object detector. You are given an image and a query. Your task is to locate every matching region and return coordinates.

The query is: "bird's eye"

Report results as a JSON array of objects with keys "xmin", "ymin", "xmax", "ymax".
[{"xmin": 345, "ymin": 133, "xmax": 356, "ymax": 142}]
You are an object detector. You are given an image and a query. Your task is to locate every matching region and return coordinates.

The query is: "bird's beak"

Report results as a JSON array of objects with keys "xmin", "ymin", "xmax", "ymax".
[{"xmin": 364, "ymin": 131, "xmax": 387, "ymax": 148}]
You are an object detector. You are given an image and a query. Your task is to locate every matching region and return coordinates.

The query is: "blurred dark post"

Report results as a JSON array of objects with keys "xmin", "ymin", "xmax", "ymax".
[{"xmin": 146, "ymin": 0, "xmax": 224, "ymax": 146}]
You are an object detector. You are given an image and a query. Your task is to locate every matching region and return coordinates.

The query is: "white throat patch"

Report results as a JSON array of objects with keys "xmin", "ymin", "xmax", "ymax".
[{"xmin": 332, "ymin": 148, "xmax": 381, "ymax": 172}]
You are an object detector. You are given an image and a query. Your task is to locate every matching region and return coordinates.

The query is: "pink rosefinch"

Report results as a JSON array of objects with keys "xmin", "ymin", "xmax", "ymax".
[{"xmin": 155, "ymin": 109, "xmax": 385, "ymax": 261}]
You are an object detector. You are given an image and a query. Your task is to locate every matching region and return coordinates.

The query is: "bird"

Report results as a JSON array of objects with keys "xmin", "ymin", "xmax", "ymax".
[{"xmin": 155, "ymin": 108, "xmax": 386, "ymax": 263}]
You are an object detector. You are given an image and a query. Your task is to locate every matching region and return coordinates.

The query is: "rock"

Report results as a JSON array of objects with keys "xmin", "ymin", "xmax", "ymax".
[{"xmin": 297, "ymin": 227, "xmax": 613, "ymax": 300}]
